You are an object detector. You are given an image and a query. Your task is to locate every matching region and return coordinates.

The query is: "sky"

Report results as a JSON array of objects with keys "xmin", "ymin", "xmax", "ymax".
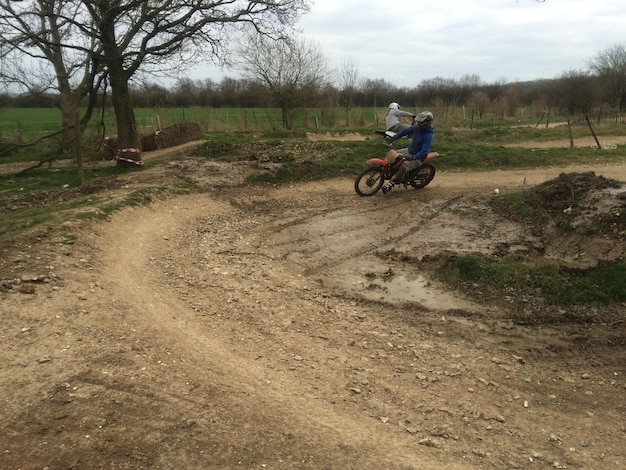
[{"xmin": 190, "ymin": 0, "xmax": 626, "ymax": 87}]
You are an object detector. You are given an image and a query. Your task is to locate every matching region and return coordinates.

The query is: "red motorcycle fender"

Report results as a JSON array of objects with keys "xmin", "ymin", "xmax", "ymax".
[{"xmin": 365, "ymin": 157, "xmax": 387, "ymax": 166}]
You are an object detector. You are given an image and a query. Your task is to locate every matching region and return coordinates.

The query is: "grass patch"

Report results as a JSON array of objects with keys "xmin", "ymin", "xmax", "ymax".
[
  {"xmin": 0, "ymin": 162, "xmax": 201, "ymax": 242},
  {"xmin": 194, "ymin": 136, "xmax": 380, "ymax": 184},
  {"xmin": 436, "ymin": 255, "xmax": 626, "ymax": 306},
  {"xmin": 191, "ymin": 123, "xmax": 626, "ymax": 185}
]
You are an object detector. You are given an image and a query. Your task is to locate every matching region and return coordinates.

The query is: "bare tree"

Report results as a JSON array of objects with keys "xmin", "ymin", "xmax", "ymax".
[
  {"xmin": 2, "ymin": 0, "xmax": 311, "ymax": 168},
  {"xmin": 589, "ymin": 42, "xmax": 626, "ymax": 112},
  {"xmin": 237, "ymin": 34, "xmax": 328, "ymax": 129},
  {"xmin": 467, "ymin": 91, "xmax": 491, "ymax": 119},
  {"xmin": 82, "ymin": 0, "xmax": 312, "ymax": 165},
  {"xmin": 0, "ymin": 0, "xmax": 103, "ymax": 182},
  {"xmin": 337, "ymin": 58, "xmax": 359, "ymax": 126},
  {"xmin": 554, "ymin": 69, "xmax": 596, "ymax": 115},
  {"xmin": 361, "ymin": 78, "xmax": 396, "ymax": 108}
]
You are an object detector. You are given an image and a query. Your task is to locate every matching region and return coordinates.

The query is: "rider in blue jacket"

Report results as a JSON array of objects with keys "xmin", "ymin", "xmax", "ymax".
[{"xmin": 382, "ymin": 111, "xmax": 434, "ymax": 194}]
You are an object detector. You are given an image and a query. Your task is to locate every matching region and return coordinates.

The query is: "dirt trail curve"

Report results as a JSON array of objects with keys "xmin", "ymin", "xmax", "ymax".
[{"xmin": 1, "ymin": 156, "xmax": 626, "ymax": 469}]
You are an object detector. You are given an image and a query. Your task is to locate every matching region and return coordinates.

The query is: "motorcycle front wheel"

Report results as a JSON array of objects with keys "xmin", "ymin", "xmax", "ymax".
[
  {"xmin": 354, "ymin": 166, "xmax": 385, "ymax": 196},
  {"xmin": 408, "ymin": 164, "xmax": 436, "ymax": 189}
]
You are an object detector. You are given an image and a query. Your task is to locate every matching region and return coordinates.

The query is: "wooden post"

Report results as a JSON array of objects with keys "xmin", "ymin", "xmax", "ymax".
[
  {"xmin": 585, "ymin": 114, "xmax": 602, "ymax": 149},
  {"xmin": 73, "ymin": 111, "xmax": 84, "ymax": 184},
  {"xmin": 16, "ymin": 121, "xmax": 23, "ymax": 153},
  {"xmin": 252, "ymin": 111, "xmax": 259, "ymax": 130},
  {"xmin": 567, "ymin": 119, "xmax": 574, "ymax": 149},
  {"xmin": 535, "ymin": 112, "xmax": 545, "ymax": 128}
]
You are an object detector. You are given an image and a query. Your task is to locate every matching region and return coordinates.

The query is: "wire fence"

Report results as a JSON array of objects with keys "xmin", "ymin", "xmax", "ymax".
[{"xmin": 0, "ymin": 106, "xmax": 623, "ymax": 147}]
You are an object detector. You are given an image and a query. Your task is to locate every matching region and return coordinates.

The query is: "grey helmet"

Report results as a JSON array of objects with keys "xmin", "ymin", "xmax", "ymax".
[
  {"xmin": 388, "ymin": 102, "xmax": 400, "ymax": 110},
  {"xmin": 416, "ymin": 111, "xmax": 433, "ymax": 129}
]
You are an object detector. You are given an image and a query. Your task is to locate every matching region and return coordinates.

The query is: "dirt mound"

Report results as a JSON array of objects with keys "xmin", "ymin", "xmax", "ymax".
[
  {"xmin": 491, "ymin": 172, "xmax": 626, "ymax": 268},
  {"xmin": 141, "ymin": 122, "xmax": 203, "ymax": 151},
  {"xmin": 102, "ymin": 122, "xmax": 203, "ymax": 160},
  {"xmin": 533, "ymin": 172, "xmax": 620, "ymax": 211}
]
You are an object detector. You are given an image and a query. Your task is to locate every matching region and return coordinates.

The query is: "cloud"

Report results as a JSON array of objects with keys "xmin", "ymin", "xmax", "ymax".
[{"xmin": 190, "ymin": 0, "xmax": 626, "ymax": 87}]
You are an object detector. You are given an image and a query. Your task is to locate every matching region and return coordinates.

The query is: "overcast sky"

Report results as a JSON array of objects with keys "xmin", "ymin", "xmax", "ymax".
[{"xmin": 192, "ymin": 0, "xmax": 626, "ymax": 87}]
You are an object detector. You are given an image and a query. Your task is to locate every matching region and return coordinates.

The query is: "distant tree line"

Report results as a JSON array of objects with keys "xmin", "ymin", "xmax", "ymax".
[
  {"xmin": 131, "ymin": 66, "xmax": 626, "ymax": 118},
  {"xmin": 1, "ymin": 68, "xmax": 622, "ymax": 121}
]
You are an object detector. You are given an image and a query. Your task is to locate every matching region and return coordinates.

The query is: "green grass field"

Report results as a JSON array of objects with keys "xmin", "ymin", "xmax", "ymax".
[
  {"xmin": 1, "ymin": 105, "xmax": 623, "ymax": 141},
  {"xmin": 1, "ymin": 105, "xmax": 625, "ymax": 172},
  {"xmin": 0, "ymin": 106, "xmax": 389, "ymax": 142}
]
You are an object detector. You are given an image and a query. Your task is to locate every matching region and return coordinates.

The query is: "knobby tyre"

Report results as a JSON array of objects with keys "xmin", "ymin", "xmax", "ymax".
[
  {"xmin": 354, "ymin": 166, "xmax": 385, "ymax": 196},
  {"xmin": 409, "ymin": 164, "xmax": 436, "ymax": 189}
]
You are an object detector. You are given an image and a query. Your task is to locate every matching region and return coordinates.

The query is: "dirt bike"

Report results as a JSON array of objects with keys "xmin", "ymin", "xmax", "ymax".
[{"xmin": 354, "ymin": 131, "xmax": 438, "ymax": 196}]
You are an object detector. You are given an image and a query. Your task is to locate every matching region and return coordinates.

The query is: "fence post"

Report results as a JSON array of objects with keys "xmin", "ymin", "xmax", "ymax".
[
  {"xmin": 567, "ymin": 119, "xmax": 574, "ymax": 149},
  {"xmin": 16, "ymin": 120, "xmax": 23, "ymax": 143},
  {"xmin": 585, "ymin": 114, "xmax": 602, "ymax": 149}
]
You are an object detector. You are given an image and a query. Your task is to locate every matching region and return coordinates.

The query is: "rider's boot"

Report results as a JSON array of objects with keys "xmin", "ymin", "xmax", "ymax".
[{"xmin": 382, "ymin": 180, "xmax": 395, "ymax": 194}]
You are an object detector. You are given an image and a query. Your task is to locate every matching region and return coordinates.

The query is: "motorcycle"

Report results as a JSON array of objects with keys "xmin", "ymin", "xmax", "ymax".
[{"xmin": 354, "ymin": 131, "xmax": 438, "ymax": 196}]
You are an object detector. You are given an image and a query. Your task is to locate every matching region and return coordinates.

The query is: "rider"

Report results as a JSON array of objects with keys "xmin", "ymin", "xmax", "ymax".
[
  {"xmin": 386, "ymin": 102, "xmax": 416, "ymax": 133},
  {"xmin": 382, "ymin": 111, "xmax": 434, "ymax": 194}
]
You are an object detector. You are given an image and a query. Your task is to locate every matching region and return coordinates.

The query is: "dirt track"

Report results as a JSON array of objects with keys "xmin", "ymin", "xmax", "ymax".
[{"xmin": 1, "ymin": 152, "xmax": 626, "ymax": 469}]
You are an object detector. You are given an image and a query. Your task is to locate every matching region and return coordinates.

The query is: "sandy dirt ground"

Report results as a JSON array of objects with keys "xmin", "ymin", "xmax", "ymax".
[{"xmin": 1, "ymin": 140, "xmax": 625, "ymax": 469}]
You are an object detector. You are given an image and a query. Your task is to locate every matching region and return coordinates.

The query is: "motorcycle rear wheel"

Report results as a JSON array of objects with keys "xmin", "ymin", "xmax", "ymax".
[
  {"xmin": 408, "ymin": 164, "xmax": 436, "ymax": 189},
  {"xmin": 354, "ymin": 166, "xmax": 385, "ymax": 196}
]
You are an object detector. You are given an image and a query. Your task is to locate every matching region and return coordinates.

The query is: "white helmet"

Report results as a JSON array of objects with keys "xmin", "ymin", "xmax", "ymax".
[{"xmin": 388, "ymin": 102, "xmax": 400, "ymax": 110}]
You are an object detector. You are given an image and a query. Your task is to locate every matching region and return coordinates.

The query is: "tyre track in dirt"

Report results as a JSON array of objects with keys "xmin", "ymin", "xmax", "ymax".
[
  {"xmin": 254, "ymin": 177, "xmax": 539, "ymax": 313},
  {"xmin": 257, "ymin": 192, "xmax": 482, "ymax": 313},
  {"xmin": 96, "ymin": 172, "xmax": 625, "ymax": 469},
  {"xmin": 2, "ymin": 158, "xmax": 626, "ymax": 469},
  {"xmin": 266, "ymin": 195, "xmax": 463, "ymax": 275},
  {"xmin": 95, "ymin": 194, "xmax": 455, "ymax": 469}
]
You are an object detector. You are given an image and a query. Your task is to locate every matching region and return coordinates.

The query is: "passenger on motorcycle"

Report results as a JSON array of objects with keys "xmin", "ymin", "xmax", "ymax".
[
  {"xmin": 382, "ymin": 111, "xmax": 434, "ymax": 194},
  {"xmin": 385, "ymin": 102, "xmax": 417, "ymax": 133}
]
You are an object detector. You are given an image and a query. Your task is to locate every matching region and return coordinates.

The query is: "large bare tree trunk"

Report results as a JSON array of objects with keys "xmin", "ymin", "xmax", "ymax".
[
  {"xmin": 58, "ymin": 85, "xmax": 85, "ymax": 184},
  {"xmin": 98, "ymin": 0, "xmax": 142, "ymax": 168},
  {"xmin": 108, "ymin": 63, "xmax": 142, "ymax": 167}
]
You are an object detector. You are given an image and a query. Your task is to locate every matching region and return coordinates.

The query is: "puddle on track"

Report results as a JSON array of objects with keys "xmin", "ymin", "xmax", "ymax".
[{"xmin": 325, "ymin": 257, "xmax": 482, "ymax": 312}]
